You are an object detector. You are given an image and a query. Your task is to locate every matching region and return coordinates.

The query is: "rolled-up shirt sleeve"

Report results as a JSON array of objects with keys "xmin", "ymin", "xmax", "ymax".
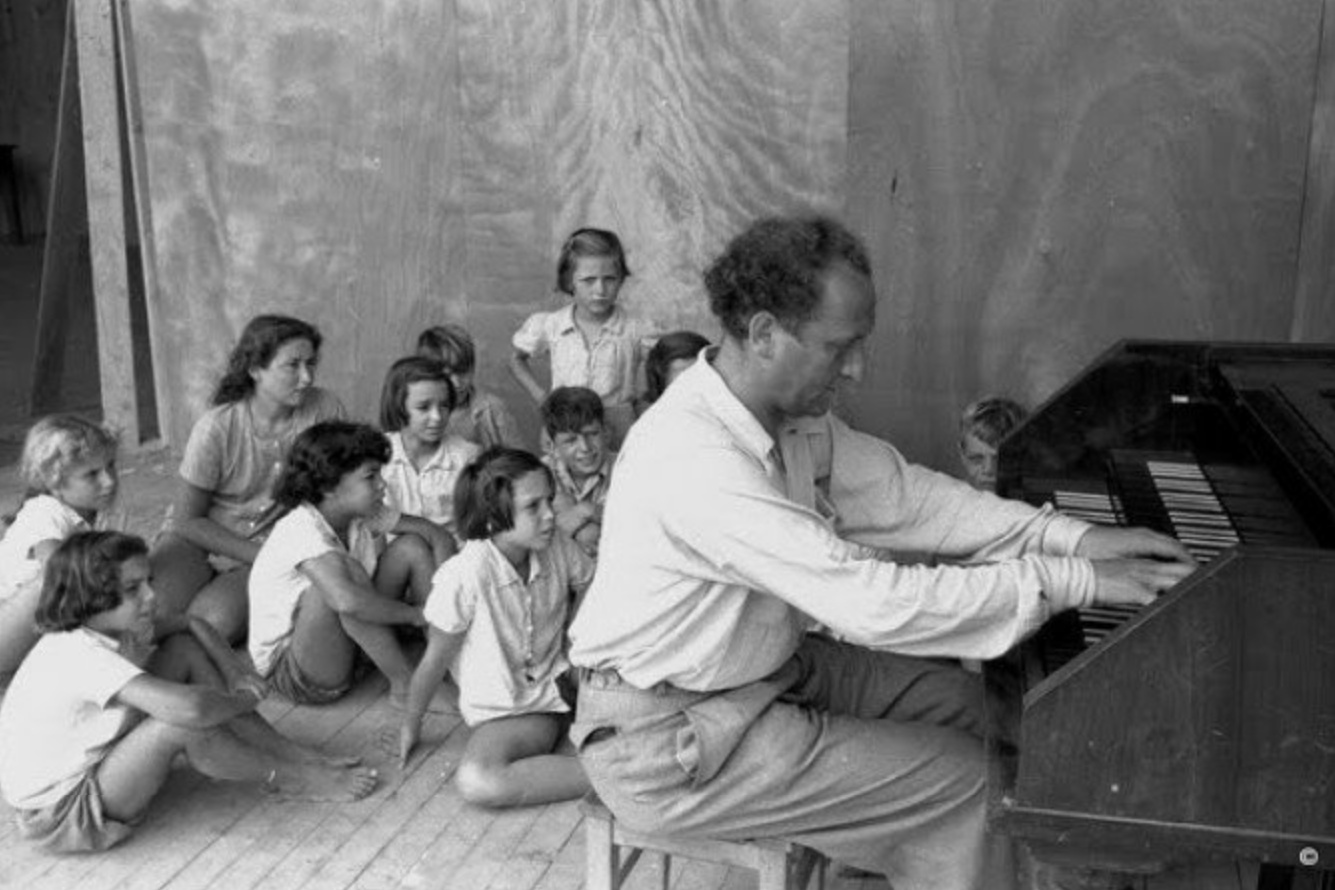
[
  {"xmin": 659, "ymin": 449, "xmax": 1096, "ymax": 660},
  {"xmin": 824, "ymin": 416, "xmax": 1092, "ymax": 562}
]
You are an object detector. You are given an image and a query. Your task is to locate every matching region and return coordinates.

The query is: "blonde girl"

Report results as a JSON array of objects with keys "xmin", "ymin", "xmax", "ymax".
[{"xmin": 0, "ymin": 415, "xmax": 119, "ymax": 678}]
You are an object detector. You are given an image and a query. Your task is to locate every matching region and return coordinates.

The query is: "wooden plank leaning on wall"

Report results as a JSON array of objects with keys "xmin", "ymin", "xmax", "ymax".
[
  {"xmin": 32, "ymin": 0, "xmax": 158, "ymax": 446},
  {"xmin": 1294, "ymin": 0, "xmax": 1335, "ymax": 343}
]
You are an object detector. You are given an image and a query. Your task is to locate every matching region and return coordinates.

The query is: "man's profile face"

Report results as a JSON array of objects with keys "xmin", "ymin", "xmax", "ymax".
[{"xmin": 769, "ymin": 262, "xmax": 876, "ymax": 418}]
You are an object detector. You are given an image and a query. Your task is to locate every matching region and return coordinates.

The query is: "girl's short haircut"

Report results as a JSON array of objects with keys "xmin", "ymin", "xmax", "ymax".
[
  {"xmin": 540, "ymin": 387, "xmax": 604, "ymax": 438},
  {"xmin": 379, "ymin": 356, "xmax": 457, "ymax": 432},
  {"xmin": 416, "ymin": 324, "xmax": 476, "ymax": 375},
  {"xmin": 36, "ymin": 530, "xmax": 148, "ymax": 633},
  {"xmin": 274, "ymin": 421, "xmax": 391, "ymax": 509},
  {"xmin": 959, "ymin": 397, "xmax": 1029, "ymax": 448},
  {"xmin": 20, "ymin": 414, "xmax": 118, "ymax": 495},
  {"xmin": 454, "ymin": 447, "xmax": 552, "ymax": 540},
  {"xmin": 555, "ymin": 228, "xmax": 632, "ymax": 295},
  {"xmin": 212, "ymin": 315, "xmax": 323, "ymax": 406},
  {"xmin": 644, "ymin": 331, "xmax": 710, "ymax": 403}
]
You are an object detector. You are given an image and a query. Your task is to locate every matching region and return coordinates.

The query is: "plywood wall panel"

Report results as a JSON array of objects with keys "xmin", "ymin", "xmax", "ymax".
[
  {"xmin": 845, "ymin": 0, "xmax": 1320, "ymax": 467},
  {"xmin": 131, "ymin": 0, "xmax": 848, "ymax": 448}
]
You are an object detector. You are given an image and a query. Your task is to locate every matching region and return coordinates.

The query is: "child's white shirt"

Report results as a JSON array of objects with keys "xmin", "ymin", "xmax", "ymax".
[
  {"xmin": 0, "ymin": 627, "xmax": 144, "ymax": 809},
  {"xmin": 0, "ymin": 495, "xmax": 98, "ymax": 605},
  {"xmin": 381, "ymin": 432, "xmax": 481, "ymax": 537},
  {"xmin": 247, "ymin": 503, "xmax": 395, "ymax": 676},
  {"xmin": 424, "ymin": 535, "xmax": 594, "ymax": 726},
  {"xmin": 511, "ymin": 304, "xmax": 654, "ymax": 407}
]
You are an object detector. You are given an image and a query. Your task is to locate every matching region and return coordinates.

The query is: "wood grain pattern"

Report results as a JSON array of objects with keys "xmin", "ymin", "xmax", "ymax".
[
  {"xmin": 128, "ymin": 0, "xmax": 848, "ymax": 449},
  {"xmin": 845, "ymin": 0, "xmax": 1322, "ymax": 467}
]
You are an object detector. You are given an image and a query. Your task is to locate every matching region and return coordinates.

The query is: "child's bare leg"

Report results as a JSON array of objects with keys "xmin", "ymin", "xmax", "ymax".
[
  {"xmin": 284, "ymin": 587, "xmax": 357, "ymax": 688},
  {"xmin": 455, "ymin": 713, "xmax": 589, "ymax": 808},
  {"xmin": 148, "ymin": 533, "xmax": 215, "ymax": 618},
  {"xmin": 373, "ymin": 534, "xmax": 437, "ymax": 607},
  {"xmin": 0, "ymin": 581, "xmax": 43, "ymax": 679},
  {"xmin": 187, "ymin": 567, "xmax": 250, "ymax": 644},
  {"xmin": 341, "ymin": 615, "xmax": 415, "ymax": 699},
  {"xmin": 97, "ymin": 717, "xmax": 377, "ymax": 819},
  {"xmin": 149, "ymin": 632, "xmax": 357, "ymax": 765}
]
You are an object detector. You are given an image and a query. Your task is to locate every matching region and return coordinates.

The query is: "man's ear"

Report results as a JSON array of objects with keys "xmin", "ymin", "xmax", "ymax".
[{"xmin": 748, "ymin": 311, "xmax": 780, "ymax": 359}]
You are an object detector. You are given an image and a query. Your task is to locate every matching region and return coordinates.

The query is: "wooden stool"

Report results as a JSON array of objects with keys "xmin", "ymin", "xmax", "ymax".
[{"xmin": 580, "ymin": 793, "xmax": 828, "ymax": 890}]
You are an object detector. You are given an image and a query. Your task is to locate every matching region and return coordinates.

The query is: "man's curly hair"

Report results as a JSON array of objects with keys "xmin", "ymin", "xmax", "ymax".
[
  {"xmin": 704, "ymin": 216, "xmax": 871, "ymax": 341},
  {"xmin": 274, "ymin": 421, "xmax": 390, "ymax": 509}
]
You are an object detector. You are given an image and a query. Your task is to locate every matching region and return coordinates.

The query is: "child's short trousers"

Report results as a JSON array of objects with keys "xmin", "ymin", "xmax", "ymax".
[
  {"xmin": 15, "ymin": 769, "xmax": 135, "ymax": 853},
  {"xmin": 266, "ymin": 638, "xmax": 350, "ymax": 706}
]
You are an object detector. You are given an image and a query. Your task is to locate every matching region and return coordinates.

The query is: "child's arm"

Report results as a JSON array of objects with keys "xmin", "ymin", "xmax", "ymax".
[
  {"xmin": 186, "ymin": 615, "xmax": 267, "ymax": 699},
  {"xmin": 508, "ymin": 350, "xmax": 547, "ymax": 405},
  {"xmin": 552, "ymin": 497, "xmax": 598, "ymax": 539},
  {"xmin": 398, "ymin": 625, "xmax": 463, "ymax": 766},
  {"xmin": 391, "ymin": 514, "xmax": 457, "ymax": 566},
  {"xmin": 114, "ymin": 672, "xmax": 262, "ymax": 728},
  {"xmin": 300, "ymin": 551, "xmax": 428, "ymax": 627},
  {"xmin": 170, "ymin": 482, "xmax": 264, "ymax": 564}
]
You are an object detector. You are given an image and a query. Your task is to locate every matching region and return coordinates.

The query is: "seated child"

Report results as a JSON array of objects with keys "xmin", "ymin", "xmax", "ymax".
[
  {"xmin": 958, "ymin": 396, "xmax": 1029, "ymax": 490},
  {"xmin": 0, "ymin": 531, "xmax": 376, "ymax": 853},
  {"xmin": 152, "ymin": 314, "xmax": 346, "ymax": 642},
  {"xmin": 416, "ymin": 324, "xmax": 523, "ymax": 451},
  {"xmin": 509, "ymin": 228, "xmax": 655, "ymax": 448},
  {"xmin": 0, "ymin": 415, "xmax": 120, "ymax": 680},
  {"xmin": 642, "ymin": 330, "xmax": 710, "ymax": 407},
  {"xmin": 540, "ymin": 387, "xmax": 614, "ymax": 559},
  {"xmin": 397, "ymin": 447, "xmax": 593, "ymax": 808},
  {"xmin": 375, "ymin": 356, "xmax": 475, "ymax": 602},
  {"xmin": 247, "ymin": 421, "xmax": 446, "ymax": 707}
]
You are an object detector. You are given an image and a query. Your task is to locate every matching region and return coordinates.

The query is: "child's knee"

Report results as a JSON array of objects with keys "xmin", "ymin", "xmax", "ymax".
[{"xmin": 454, "ymin": 759, "xmax": 517, "ymax": 808}]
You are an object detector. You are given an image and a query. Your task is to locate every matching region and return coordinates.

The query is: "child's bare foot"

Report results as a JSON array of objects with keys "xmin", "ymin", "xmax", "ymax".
[{"xmin": 266, "ymin": 762, "xmax": 378, "ymax": 801}]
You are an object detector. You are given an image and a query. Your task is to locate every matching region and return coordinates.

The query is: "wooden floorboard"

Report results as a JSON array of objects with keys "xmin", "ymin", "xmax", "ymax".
[{"xmin": 0, "ymin": 669, "xmax": 1277, "ymax": 890}]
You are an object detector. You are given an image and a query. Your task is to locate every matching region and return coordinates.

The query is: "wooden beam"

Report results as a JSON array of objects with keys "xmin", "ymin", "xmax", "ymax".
[
  {"xmin": 1293, "ymin": 0, "xmax": 1335, "ymax": 343},
  {"xmin": 73, "ymin": 0, "xmax": 138, "ymax": 442},
  {"xmin": 30, "ymin": 3, "xmax": 85, "ymax": 416}
]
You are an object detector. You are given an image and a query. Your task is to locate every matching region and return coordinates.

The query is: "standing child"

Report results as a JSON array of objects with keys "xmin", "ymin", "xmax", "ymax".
[
  {"xmin": 247, "ymin": 421, "xmax": 445, "ymax": 707},
  {"xmin": 509, "ymin": 228, "xmax": 654, "ymax": 448},
  {"xmin": 0, "ymin": 415, "xmax": 119, "ymax": 679},
  {"xmin": 151, "ymin": 315, "xmax": 346, "ymax": 642},
  {"xmin": 0, "ymin": 531, "xmax": 376, "ymax": 853},
  {"xmin": 958, "ymin": 396, "xmax": 1028, "ymax": 491},
  {"xmin": 417, "ymin": 324, "xmax": 523, "ymax": 450},
  {"xmin": 375, "ymin": 356, "xmax": 475, "ymax": 602},
  {"xmin": 397, "ymin": 447, "xmax": 593, "ymax": 808},
  {"xmin": 540, "ymin": 387, "xmax": 614, "ymax": 559}
]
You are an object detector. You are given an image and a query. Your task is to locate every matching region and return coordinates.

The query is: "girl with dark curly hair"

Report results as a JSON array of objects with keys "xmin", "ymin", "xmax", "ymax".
[{"xmin": 246, "ymin": 421, "xmax": 445, "ymax": 710}]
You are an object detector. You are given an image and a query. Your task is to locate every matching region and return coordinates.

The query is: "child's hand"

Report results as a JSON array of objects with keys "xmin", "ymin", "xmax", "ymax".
[
  {"xmin": 232, "ymin": 672, "xmax": 269, "ymax": 701},
  {"xmin": 574, "ymin": 522, "xmax": 601, "ymax": 558}
]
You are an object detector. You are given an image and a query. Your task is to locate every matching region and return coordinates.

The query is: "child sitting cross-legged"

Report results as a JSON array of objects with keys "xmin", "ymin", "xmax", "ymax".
[
  {"xmin": 396, "ymin": 447, "xmax": 593, "ymax": 808},
  {"xmin": 247, "ymin": 421, "xmax": 448, "ymax": 708},
  {"xmin": 540, "ymin": 387, "xmax": 614, "ymax": 559},
  {"xmin": 0, "ymin": 531, "xmax": 376, "ymax": 854}
]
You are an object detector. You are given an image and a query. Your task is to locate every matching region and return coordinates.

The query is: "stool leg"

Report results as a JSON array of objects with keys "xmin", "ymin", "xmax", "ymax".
[
  {"xmin": 758, "ymin": 852, "xmax": 789, "ymax": 890},
  {"xmin": 585, "ymin": 812, "xmax": 619, "ymax": 890},
  {"xmin": 658, "ymin": 852, "xmax": 671, "ymax": 890}
]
